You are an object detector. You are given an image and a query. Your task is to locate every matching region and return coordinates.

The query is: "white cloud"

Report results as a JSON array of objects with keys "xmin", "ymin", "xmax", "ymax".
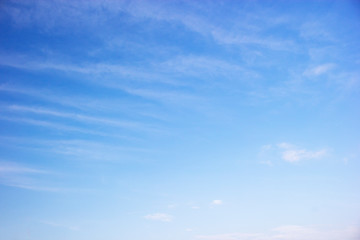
[
  {"xmin": 211, "ymin": 200, "xmax": 223, "ymax": 205},
  {"xmin": 259, "ymin": 143, "xmax": 328, "ymax": 164},
  {"xmin": 144, "ymin": 213, "xmax": 173, "ymax": 222},
  {"xmin": 304, "ymin": 63, "xmax": 335, "ymax": 76},
  {"xmin": 277, "ymin": 143, "xmax": 327, "ymax": 163},
  {"xmin": 196, "ymin": 225, "xmax": 359, "ymax": 240}
]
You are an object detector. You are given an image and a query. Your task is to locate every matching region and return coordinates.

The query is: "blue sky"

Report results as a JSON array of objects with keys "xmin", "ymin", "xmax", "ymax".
[{"xmin": 0, "ymin": 0, "xmax": 360, "ymax": 239}]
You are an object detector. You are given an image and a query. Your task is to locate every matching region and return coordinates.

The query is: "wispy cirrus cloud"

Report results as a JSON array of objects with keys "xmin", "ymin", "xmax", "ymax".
[
  {"xmin": 304, "ymin": 63, "xmax": 335, "ymax": 77},
  {"xmin": 0, "ymin": 56, "xmax": 204, "ymax": 107},
  {"xmin": 0, "ymin": 161, "xmax": 60, "ymax": 192},
  {"xmin": 0, "ymin": 84, "xmax": 102, "ymax": 111},
  {"xmin": 0, "ymin": 52, "xmax": 256, "ymax": 88},
  {"xmin": 0, "ymin": 116, "xmax": 110, "ymax": 137},
  {"xmin": 0, "ymin": 160, "xmax": 93, "ymax": 192},
  {"xmin": 160, "ymin": 55, "xmax": 258, "ymax": 84},
  {"xmin": 0, "ymin": 84, "xmax": 170, "ymax": 121},
  {"xmin": 6, "ymin": 105, "xmax": 147, "ymax": 130},
  {"xmin": 0, "ymin": 54, "xmax": 179, "ymax": 85},
  {"xmin": 1, "ymin": 0, "xmax": 298, "ymax": 54},
  {"xmin": 259, "ymin": 143, "xmax": 328, "ymax": 164},
  {"xmin": 121, "ymin": 0, "xmax": 297, "ymax": 51},
  {"xmin": 0, "ymin": 136, "xmax": 153, "ymax": 163},
  {"xmin": 48, "ymin": 139, "xmax": 154, "ymax": 162},
  {"xmin": 0, "ymin": 161, "xmax": 48, "ymax": 174}
]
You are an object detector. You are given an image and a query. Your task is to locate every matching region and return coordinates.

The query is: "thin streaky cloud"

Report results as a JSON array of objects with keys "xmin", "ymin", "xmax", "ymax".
[
  {"xmin": 0, "ymin": 53, "xmax": 257, "ymax": 96},
  {"xmin": 0, "ymin": 84, "xmax": 95, "ymax": 110},
  {"xmin": 0, "ymin": 136, "xmax": 149, "ymax": 153},
  {"xmin": 1, "ymin": 182, "xmax": 64, "ymax": 192},
  {"xmin": 0, "ymin": 0, "xmax": 342, "ymax": 55},
  {"xmin": 0, "ymin": 116, "xmax": 109, "ymax": 136},
  {"xmin": 123, "ymin": 0, "xmax": 298, "ymax": 51},
  {"xmin": 48, "ymin": 139, "xmax": 156, "ymax": 159},
  {"xmin": 160, "ymin": 55, "xmax": 259, "ymax": 80},
  {"xmin": 0, "ymin": 161, "xmax": 49, "ymax": 174},
  {"xmin": 0, "ymin": 84, "xmax": 170, "ymax": 120},
  {"xmin": 0, "ymin": 84, "xmax": 121, "ymax": 111},
  {"xmin": 0, "ymin": 180, "xmax": 91, "ymax": 193},
  {"xmin": 0, "ymin": 137, "xmax": 155, "ymax": 164},
  {"xmin": 0, "ymin": 58, "xmax": 203, "ymax": 108},
  {"xmin": 7, "ymin": 105, "xmax": 147, "ymax": 130},
  {"xmin": 0, "ymin": 55, "xmax": 180, "ymax": 85},
  {"xmin": 121, "ymin": 87, "xmax": 202, "ymax": 106},
  {"xmin": 0, "ymin": 161, "xmax": 61, "ymax": 192},
  {"xmin": 0, "ymin": 161, "xmax": 94, "ymax": 193}
]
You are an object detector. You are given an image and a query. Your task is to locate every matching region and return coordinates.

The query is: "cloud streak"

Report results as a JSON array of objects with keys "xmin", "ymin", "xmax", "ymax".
[
  {"xmin": 7, "ymin": 105, "xmax": 146, "ymax": 130},
  {"xmin": 0, "ymin": 161, "xmax": 61, "ymax": 192},
  {"xmin": 0, "ymin": 115, "xmax": 111, "ymax": 137},
  {"xmin": 0, "ymin": 161, "xmax": 48, "ymax": 174}
]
